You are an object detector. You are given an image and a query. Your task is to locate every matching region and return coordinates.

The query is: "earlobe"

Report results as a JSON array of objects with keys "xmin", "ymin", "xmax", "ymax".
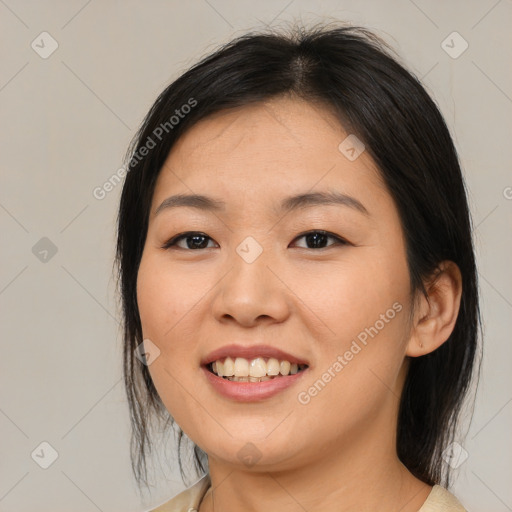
[{"xmin": 406, "ymin": 261, "xmax": 462, "ymax": 357}]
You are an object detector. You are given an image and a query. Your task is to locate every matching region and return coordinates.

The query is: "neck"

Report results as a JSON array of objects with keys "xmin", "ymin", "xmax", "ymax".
[{"xmin": 199, "ymin": 435, "xmax": 432, "ymax": 512}]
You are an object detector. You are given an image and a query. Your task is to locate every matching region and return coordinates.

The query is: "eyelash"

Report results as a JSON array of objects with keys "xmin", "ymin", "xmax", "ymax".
[{"xmin": 161, "ymin": 230, "xmax": 349, "ymax": 251}]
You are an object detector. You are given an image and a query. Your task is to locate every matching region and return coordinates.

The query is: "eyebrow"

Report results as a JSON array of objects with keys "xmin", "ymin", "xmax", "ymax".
[{"xmin": 154, "ymin": 191, "xmax": 369, "ymax": 217}]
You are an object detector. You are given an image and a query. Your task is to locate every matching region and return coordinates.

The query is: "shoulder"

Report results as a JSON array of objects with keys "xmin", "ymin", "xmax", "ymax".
[
  {"xmin": 148, "ymin": 474, "xmax": 211, "ymax": 512},
  {"xmin": 418, "ymin": 485, "xmax": 467, "ymax": 512},
  {"xmin": 146, "ymin": 476, "xmax": 465, "ymax": 512}
]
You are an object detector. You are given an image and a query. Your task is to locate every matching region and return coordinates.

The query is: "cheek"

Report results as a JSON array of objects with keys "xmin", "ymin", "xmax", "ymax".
[
  {"xmin": 136, "ymin": 254, "xmax": 198, "ymax": 430},
  {"xmin": 136, "ymin": 252, "xmax": 197, "ymax": 341},
  {"xmin": 136, "ymin": 254, "xmax": 187, "ymax": 385},
  {"xmin": 294, "ymin": 251, "xmax": 410, "ymax": 412},
  {"xmin": 297, "ymin": 251, "xmax": 409, "ymax": 344},
  {"xmin": 295, "ymin": 304, "xmax": 409, "ymax": 447}
]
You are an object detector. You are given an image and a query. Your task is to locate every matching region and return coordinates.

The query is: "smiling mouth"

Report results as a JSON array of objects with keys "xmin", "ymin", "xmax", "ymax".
[{"xmin": 206, "ymin": 356, "xmax": 309, "ymax": 382}]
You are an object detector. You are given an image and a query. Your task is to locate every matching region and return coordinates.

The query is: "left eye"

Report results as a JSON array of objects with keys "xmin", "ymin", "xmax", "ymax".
[
  {"xmin": 291, "ymin": 230, "xmax": 347, "ymax": 249},
  {"xmin": 161, "ymin": 230, "xmax": 347, "ymax": 251}
]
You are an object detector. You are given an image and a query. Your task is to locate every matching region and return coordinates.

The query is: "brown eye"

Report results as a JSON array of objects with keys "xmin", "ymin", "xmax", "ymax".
[
  {"xmin": 162, "ymin": 232, "xmax": 217, "ymax": 250},
  {"xmin": 291, "ymin": 230, "xmax": 347, "ymax": 249}
]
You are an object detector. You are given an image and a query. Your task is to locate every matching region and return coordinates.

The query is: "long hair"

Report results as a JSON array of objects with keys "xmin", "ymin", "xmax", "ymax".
[{"xmin": 115, "ymin": 22, "xmax": 481, "ymax": 492}]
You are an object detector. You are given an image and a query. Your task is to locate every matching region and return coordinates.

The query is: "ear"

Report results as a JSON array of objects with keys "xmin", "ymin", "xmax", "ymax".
[{"xmin": 406, "ymin": 261, "xmax": 462, "ymax": 357}]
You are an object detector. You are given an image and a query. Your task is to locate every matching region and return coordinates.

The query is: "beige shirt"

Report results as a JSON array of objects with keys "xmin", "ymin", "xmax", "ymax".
[{"xmin": 149, "ymin": 474, "xmax": 467, "ymax": 511}]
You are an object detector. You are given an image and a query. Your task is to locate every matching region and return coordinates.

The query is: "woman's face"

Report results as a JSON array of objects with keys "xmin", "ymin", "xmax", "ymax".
[{"xmin": 137, "ymin": 96, "xmax": 414, "ymax": 472}]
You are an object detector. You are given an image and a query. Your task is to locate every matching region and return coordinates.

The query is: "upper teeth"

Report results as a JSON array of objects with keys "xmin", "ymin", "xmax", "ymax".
[{"xmin": 211, "ymin": 357, "xmax": 306, "ymax": 377}]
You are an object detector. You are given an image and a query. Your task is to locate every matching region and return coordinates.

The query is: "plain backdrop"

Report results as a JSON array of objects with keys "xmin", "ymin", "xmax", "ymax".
[{"xmin": 1, "ymin": 1, "xmax": 511, "ymax": 511}]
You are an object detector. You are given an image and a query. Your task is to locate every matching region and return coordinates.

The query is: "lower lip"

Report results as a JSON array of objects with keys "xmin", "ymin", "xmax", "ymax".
[{"xmin": 202, "ymin": 366, "xmax": 308, "ymax": 402}]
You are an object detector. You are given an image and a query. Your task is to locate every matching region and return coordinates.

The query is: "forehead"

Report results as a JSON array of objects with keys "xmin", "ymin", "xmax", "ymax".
[{"xmin": 152, "ymin": 96, "xmax": 386, "ymax": 213}]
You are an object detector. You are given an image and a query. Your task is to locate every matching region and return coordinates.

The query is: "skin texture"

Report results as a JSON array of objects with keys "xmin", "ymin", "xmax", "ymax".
[{"xmin": 136, "ymin": 95, "xmax": 462, "ymax": 512}]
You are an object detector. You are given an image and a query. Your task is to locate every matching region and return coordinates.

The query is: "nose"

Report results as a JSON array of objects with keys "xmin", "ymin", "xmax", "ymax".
[{"xmin": 211, "ymin": 249, "xmax": 291, "ymax": 328}]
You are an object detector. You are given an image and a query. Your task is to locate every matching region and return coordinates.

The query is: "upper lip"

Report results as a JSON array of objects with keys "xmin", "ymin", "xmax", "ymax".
[{"xmin": 201, "ymin": 344, "xmax": 309, "ymax": 366}]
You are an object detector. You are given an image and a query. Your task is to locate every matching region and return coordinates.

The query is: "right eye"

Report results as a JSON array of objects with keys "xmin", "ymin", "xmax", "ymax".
[{"xmin": 161, "ymin": 232, "xmax": 218, "ymax": 250}]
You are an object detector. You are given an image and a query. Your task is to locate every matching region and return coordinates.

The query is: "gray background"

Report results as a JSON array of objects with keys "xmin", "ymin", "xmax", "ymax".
[{"xmin": 0, "ymin": 1, "xmax": 511, "ymax": 511}]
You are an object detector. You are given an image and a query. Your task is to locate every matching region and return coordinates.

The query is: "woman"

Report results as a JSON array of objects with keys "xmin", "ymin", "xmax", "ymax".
[{"xmin": 116, "ymin": 23, "xmax": 480, "ymax": 511}]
